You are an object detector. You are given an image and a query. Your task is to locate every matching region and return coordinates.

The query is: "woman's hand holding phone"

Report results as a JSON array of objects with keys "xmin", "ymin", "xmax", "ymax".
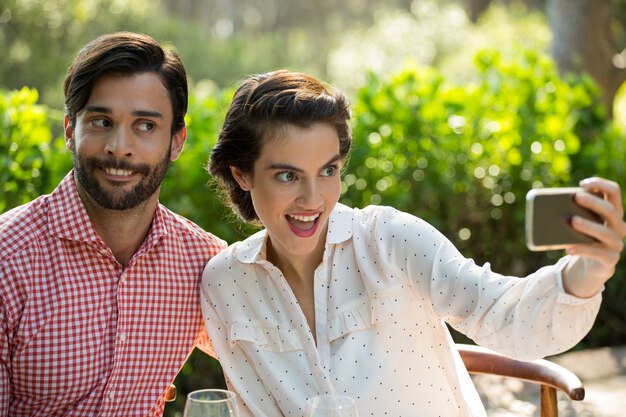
[{"xmin": 562, "ymin": 177, "xmax": 626, "ymax": 298}]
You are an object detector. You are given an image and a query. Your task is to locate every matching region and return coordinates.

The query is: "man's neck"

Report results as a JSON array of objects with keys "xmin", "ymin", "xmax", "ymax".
[{"xmin": 76, "ymin": 186, "xmax": 158, "ymax": 268}]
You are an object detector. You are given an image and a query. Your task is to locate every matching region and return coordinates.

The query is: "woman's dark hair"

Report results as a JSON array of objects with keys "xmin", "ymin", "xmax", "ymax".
[
  {"xmin": 209, "ymin": 70, "xmax": 352, "ymax": 222},
  {"xmin": 63, "ymin": 31, "xmax": 188, "ymax": 135}
]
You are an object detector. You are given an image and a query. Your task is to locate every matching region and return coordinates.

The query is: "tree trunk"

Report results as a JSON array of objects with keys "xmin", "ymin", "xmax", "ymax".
[
  {"xmin": 548, "ymin": 0, "xmax": 626, "ymax": 117},
  {"xmin": 466, "ymin": 0, "xmax": 494, "ymax": 22},
  {"xmin": 462, "ymin": 0, "xmax": 546, "ymax": 23}
]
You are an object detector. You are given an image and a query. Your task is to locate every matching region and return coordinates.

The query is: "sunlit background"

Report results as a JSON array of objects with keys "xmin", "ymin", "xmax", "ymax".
[
  {"xmin": 2, "ymin": 1, "xmax": 626, "ymax": 416},
  {"xmin": 2, "ymin": 0, "xmax": 625, "ymax": 116}
]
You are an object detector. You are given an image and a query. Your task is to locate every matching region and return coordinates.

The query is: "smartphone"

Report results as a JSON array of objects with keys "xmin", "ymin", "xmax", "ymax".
[{"xmin": 525, "ymin": 187, "xmax": 603, "ymax": 251}]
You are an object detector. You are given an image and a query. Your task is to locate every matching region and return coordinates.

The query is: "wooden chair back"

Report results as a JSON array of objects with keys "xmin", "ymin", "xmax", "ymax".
[{"xmin": 458, "ymin": 343, "xmax": 585, "ymax": 417}]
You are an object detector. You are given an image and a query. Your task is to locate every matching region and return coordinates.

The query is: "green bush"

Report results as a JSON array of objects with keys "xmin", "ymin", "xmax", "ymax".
[
  {"xmin": 346, "ymin": 49, "xmax": 591, "ymax": 269},
  {"xmin": 0, "ymin": 87, "xmax": 69, "ymax": 213}
]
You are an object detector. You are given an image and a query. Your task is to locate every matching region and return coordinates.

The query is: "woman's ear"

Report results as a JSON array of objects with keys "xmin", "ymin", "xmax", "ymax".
[{"xmin": 230, "ymin": 166, "xmax": 252, "ymax": 191}]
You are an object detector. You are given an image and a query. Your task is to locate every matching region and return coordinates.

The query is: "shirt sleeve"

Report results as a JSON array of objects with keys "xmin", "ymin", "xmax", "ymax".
[
  {"xmin": 372, "ymin": 206, "xmax": 602, "ymax": 360},
  {"xmin": 0, "ymin": 273, "xmax": 10, "ymax": 417},
  {"xmin": 194, "ymin": 326, "xmax": 217, "ymax": 358},
  {"xmin": 0, "ymin": 358, "xmax": 7, "ymax": 417}
]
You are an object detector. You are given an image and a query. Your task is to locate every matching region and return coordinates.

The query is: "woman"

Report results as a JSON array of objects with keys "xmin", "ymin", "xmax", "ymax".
[{"xmin": 201, "ymin": 70, "xmax": 626, "ymax": 417}]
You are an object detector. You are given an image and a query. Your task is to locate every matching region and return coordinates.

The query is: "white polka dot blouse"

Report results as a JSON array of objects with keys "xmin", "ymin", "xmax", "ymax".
[{"xmin": 200, "ymin": 203, "xmax": 601, "ymax": 417}]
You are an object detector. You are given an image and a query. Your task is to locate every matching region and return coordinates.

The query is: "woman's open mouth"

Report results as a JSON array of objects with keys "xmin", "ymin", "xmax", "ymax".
[{"xmin": 286, "ymin": 212, "xmax": 321, "ymax": 238}]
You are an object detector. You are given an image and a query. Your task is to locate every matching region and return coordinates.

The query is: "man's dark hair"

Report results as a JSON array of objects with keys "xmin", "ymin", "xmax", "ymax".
[{"xmin": 63, "ymin": 31, "xmax": 187, "ymax": 135}]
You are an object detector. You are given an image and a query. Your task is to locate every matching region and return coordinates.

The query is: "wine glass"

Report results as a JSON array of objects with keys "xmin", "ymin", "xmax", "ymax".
[
  {"xmin": 304, "ymin": 394, "xmax": 359, "ymax": 417},
  {"xmin": 183, "ymin": 388, "xmax": 239, "ymax": 417}
]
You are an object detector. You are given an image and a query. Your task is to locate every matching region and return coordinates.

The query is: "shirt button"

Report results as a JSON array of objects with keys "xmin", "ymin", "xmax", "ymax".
[
  {"xmin": 560, "ymin": 297, "xmax": 571, "ymax": 304},
  {"xmin": 119, "ymin": 332, "xmax": 127, "ymax": 341},
  {"xmin": 109, "ymin": 392, "xmax": 115, "ymax": 400}
]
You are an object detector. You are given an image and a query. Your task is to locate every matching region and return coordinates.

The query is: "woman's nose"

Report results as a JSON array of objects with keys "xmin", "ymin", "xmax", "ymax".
[{"xmin": 297, "ymin": 179, "xmax": 323, "ymax": 207}]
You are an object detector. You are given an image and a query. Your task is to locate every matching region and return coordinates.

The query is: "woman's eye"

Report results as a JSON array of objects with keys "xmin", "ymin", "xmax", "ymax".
[
  {"xmin": 137, "ymin": 121, "xmax": 156, "ymax": 132},
  {"xmin": 276, "ymin": 171, "xmax": 297, "ymax": 183},
  {"xmin": 321, "ymin": 165, "xmax": 338, "ymax": 177}
]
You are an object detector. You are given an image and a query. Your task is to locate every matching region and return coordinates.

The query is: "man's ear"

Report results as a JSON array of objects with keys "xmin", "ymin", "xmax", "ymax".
[
  {"xmin": 64, "ymin": 115, "xmax": 75, "ymax": 152},
  {"xmin": 230, "ymin": 166, "xmax": 252, "ymax": 191},
  {"xmin": 169, "ymin": 127, "xmax": 187, "ymax": 161}
]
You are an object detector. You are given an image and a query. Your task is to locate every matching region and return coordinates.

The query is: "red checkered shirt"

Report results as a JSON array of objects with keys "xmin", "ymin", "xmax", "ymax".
[{"xmin": 0, "ymin": 171, "xmax": 226, "ymax": 417}]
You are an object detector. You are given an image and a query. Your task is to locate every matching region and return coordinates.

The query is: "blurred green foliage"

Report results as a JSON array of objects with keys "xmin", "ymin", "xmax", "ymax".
[
  {"xmin": 344, "ymin": 48, "xmax": 621, "ymax": 274},
  {"xmin": 1, "ymin": 49, "xmax": 625, "ymax": 416},
  {"xmin": 0, "ymin": 0, "xmax": 170, "ymax": 109},
  {"xmin": 0, "ymin": 0, "xmax": 570, "ymax": 110},
  {"xmin": 0, "ymin": 0, "xmax": 340, "ymax": 110},
  {"xmin": 328, "ymin": 2, "xmax": 552, "ymax": 92},
  {"xmin": 0, "ymin": 87, "xmax": 68, "ymax": 213}
]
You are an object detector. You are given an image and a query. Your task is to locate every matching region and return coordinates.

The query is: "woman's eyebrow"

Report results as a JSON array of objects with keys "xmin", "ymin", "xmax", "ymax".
[
  {"xmin": 266, "ymin": 163, "xmax": 303, "ymax": 173},
  {"xmin": 266, "ymin": 154, "xmax": 341, "ymax": 172}
]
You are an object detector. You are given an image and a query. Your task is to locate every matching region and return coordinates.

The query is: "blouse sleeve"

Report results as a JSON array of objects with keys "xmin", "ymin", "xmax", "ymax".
[
  {"xmin": 199, "ymin": 256, "xmax": 283, "ymax": 417},
  {"xmin": 369, "ymin": 206, "xmax": 602, "ymax": 360}
]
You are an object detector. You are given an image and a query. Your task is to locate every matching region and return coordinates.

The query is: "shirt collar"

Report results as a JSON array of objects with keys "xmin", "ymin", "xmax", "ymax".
[
  {"xmin": 234, "ymin": 202, "xmax": 354, "ymax": 264},
  {"xmin": 48, "ymin": 171, "xmax": 102, "ymax": 243},
  {"xmin": 48, "ymin": 170, "xmax": 168, "ymax": 247}
]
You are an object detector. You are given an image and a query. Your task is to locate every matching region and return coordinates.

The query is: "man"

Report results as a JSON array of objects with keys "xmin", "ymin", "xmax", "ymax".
[{"xmin": 0, "ymin": 32, "xmax": 226, "ymax": 416}]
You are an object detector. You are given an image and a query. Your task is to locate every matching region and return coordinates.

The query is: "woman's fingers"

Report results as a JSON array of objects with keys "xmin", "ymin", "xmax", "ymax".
[
  {"xmin": 564, "ymin": 177, "xmax": 626, "ymax": 283},
  {"xmin": 578, "ymin": 177, "xmax": 626, "ymax": 239},
  {"xmin": 569, "ymin": 214, "xmax": 624, "ymax": 252}
]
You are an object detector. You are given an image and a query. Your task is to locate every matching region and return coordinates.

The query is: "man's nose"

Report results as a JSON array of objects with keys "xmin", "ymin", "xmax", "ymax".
[{"xmin": 104, "ymin": 127, "xmax": 133, "ymax": 158}]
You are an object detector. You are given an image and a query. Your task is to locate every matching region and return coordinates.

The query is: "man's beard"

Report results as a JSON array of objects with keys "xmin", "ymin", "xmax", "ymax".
[{"xmin": 73, "ymin": 148, "xmax": 171, "ymax": 211}]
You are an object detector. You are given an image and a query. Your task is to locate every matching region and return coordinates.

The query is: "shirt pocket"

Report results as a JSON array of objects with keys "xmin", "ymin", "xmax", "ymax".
[
  {"xmin": 229, "ymin": 321, "xmax": 304, "ymax": 352},
  {"xmin": 327, "ymin": 280, "xmax": 418, "ymax": 343}
]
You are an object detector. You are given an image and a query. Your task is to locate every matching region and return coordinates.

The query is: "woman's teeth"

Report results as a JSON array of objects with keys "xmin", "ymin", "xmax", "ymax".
[{"xmin": 288, "ymin": 213, "xmax": 319, "ymax": 222}]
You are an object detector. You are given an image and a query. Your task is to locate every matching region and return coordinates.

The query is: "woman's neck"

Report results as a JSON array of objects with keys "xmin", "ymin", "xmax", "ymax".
[
  {"xmin": 266, "ymin": 231, "xmax": 325, "ymax": 344},
  {"xmin": 266, "ymin": 231, "xmax": 327, "ymax": 284}
]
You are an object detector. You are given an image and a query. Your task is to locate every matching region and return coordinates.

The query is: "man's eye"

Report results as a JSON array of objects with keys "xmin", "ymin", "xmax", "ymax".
[
  {"xmin": 321, "ymin": 165, "xmax": 338, "ymax": 177},
  {"xmin": 137, "ymin": 121, "xmax": 155, "ymax": 132},
  {"xmin": 91, "ymin": 118, "xmax": 110, "ymax": 128},
  {"xmin": 276, "ymin": 171, "xmax": 297, "ymax": 183}
]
